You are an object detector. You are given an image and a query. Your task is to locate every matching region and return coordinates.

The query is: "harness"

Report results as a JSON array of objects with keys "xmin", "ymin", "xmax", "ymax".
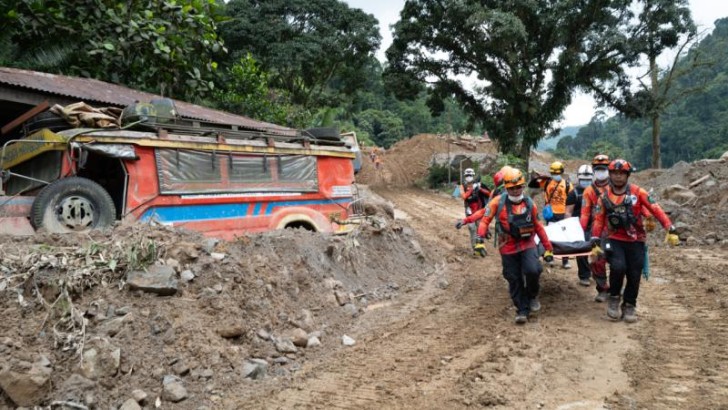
[
  {"xmin": 601, "ymin": 184, "xmax": 638, "ymax": 230},
  {"xmin": 545, "ymin": 179, "xmax": 572, "ymax": 205},
  {"xmin": 495, "ymin": 195, "xmax": 536, "ymax": 240}
]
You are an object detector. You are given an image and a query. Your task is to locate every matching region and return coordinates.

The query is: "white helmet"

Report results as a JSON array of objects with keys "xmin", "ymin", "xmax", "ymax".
[
  {"xmin": 464, "ymin": 168, "xmax": 475, "ymax": 177},
  {"xmin": 577, "ymin": 164, "xmax": 593, "ymax": 180}
]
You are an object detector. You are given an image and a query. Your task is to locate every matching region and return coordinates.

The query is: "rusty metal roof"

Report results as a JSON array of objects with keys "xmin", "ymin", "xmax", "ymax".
[{"xmin": 0, "ymin": 66, "xmax": 296, "ymax": 135}]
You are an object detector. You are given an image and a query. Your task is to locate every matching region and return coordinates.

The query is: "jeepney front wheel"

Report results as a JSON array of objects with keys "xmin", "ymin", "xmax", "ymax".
[{"xmin": 31, "ymin": 177, "xmax": 116, "ymax": 233}]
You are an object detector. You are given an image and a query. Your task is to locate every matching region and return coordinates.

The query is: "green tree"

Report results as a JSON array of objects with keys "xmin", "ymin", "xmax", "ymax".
[
  {"xmin": 354, "ymin": 109, "xmax": 406, "ymax": 148},
  {"xmin": 589, "ymin": 0, "xmax": 699, "ymax": 169},
  {"xmin": 213, "ymin": 54, "xmax": 297, "ymax": 126},
  {"xmin": 1, "ymin": 0, "xmax": 227, "ymax": 101},
  {"xmin": 219, "ymin": 0, "xmax": 380, "ymax": 110},
  {"xmin": 385, "ymin": 0, "xmax": 638, "ymax": 170}
]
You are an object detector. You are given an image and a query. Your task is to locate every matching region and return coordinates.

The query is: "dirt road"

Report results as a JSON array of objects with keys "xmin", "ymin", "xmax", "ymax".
[{"xmin": 231, "ymin": 187, "xmax": 728, "ymax": 409}]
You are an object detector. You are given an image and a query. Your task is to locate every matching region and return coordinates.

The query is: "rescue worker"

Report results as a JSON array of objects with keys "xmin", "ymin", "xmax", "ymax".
[
  {"xmin": 529, "ymin": 161, "xmax": 573, "ymax": 269},
  {"xmin": 565, "ymin": 164, "xmax": 594, "ymax": 287},
  {"xmin": 490, "ymin": 168, "xmax": 507, "ymax": 200},
  {"xmin": 456, "ymin": 168, "xmax": 491, "ymax": 255},
  {"xmin": 474, "ymin": 168, "xmax": 554, "ymax": 324},
  {"xmin": 591, "ymin": 159, "xmax": 679, "ymax": 323},
  {"xmin": 579, "ymin": 154, "xmax": 611, "ymax": 301}
]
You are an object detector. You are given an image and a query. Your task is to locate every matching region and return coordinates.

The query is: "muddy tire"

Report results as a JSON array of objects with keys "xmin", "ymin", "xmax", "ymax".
[{"xmin": 31, "ymin": 177, "xmax": 116, "ymax": 233}]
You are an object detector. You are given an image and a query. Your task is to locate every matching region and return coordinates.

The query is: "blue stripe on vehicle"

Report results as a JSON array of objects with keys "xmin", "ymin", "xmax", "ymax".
[
  {"xmin": 140, "ymin": 198, "xmax": 350, "ymax": 223},
  {"xmin": 141, "ymin": 203, "xmax": 250, "ymax": 223}
]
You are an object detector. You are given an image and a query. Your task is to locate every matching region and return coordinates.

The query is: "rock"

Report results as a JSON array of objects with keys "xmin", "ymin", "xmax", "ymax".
[
  {"xmin": 273, "ymin": 357, "xmax": 289, "ymax": 364},
  {"xmin": 162, "ymin": 375, "xmax": 188, "ymax": 403},
  {"xmin": 97, "ymin": 314, "xmax": 131, "ymax": 337},
  {"xmin": 334, "ymin": 290, "xmax": 351, "ymax": 306},
  {"xmin": 290, "ymin": 309, "xmax": 316, "ymax": 332},
  {"xmin": 720, "ymin": 151, "xmax": 728, "ymax": 161},
  {"xmin": 80, "ymin": 338, "xmax": 120, "ymax": 380},
  {"xmin": 0, "ymin": 357, "xmax": 52, "ymax": 406},
  {"xmin": 172, "ymin": 361, "xmax": 189, "ymax": 376},
  {"xmin": 437, "ymin": 277, "xmax": 450, "ymax": 289},
  {"xmin": 131, "ymin": 389, "xmax": 148, "ymax": 404},
  {"xmin": 217, "ymin": 324, "xmax": 245, "ymax": 339},
  {"xmin": 661, "ymin": 185, "xmax": 697, "ymax": 203},
  {"xmin": 288, "ymin": 328, "xmax": 309, "ymax": 347},
  {"xmin": 673, "ymin": 221, "xmax": 692, "ymax": 237},
  {"xmin": 242, "ymin": 359, "xmax": 268, "ymax": 380},
  {"xmin": 126, "ymin": 265, "xmax": 178, "ymax": 296},
  {"xmin": 58, "ymin": 374, "xmax": 96, "ymax": 405},
  {"xmin": 410, "ymin": 239, "xmax": 423, "ymax": 256},
  {"xmin": 342, "ymin": 335, "xmax": 356, "ymax": 346},
  {"xmin": 343, "ymin": 303, "xmax": 359, "ymax": 318},
  {"xmin": 202, "ymin": 238, "xmax": 220, "ymax": 254},
  {"xmin": 324, "ymin": 278, "xmax": 343, "ymax": 290},
  {"xmin": 180, "ymin": 270, "xmax": 195, "ymax": 283},
  {"xmin": 275, "ymin": 338, "xmax": 298, "ymax": 354},
  {"xmin": 256, "ymin": 329, "xmax": 270, "ymax": 341},
  {"xmin": 119, "ymin": 398, "xmax": 142, "ymax": 410},
  {"xmin": 686, "ymin": 236, "xmax": 702, "ymax": 246},
  {"xmin": 115, "ymin": 306, "xmax": 131, "ymax": 316},
  {"xmin": 168, "ymin": 241, "xmax": 199, "ymax": 261},
  {"xmin": 165, "ymin": 258, "xmax": 181, "ymax": 272},
  {"xmin": 210, "ymin": 252, "xmax": 226, "ymax": 261},
  {"xmin": 307, "ymin": 336, "xmax": 322, "ymax": 348}
]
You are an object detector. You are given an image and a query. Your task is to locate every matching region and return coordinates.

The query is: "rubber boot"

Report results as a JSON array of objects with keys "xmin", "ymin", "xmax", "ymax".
[
  {"xmin": 622, "ymin": 303, "xmax": 637, "ymax": 323},
  {"xmin": 607, "ymin": 295, "xmax": 621, "ymax": 320}
]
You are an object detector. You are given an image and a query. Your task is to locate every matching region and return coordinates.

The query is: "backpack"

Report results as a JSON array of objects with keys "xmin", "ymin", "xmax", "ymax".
[
  {"xmin": 495, "ymin": 195, "xmax": 536, "ymax": 240},
  {"xmin": 601, "ymin": 184, "xmax": 638, "ymax": 230},
  {"xmin": 542, "ymin": 179, "xmax": 570, "ymax": 222}
]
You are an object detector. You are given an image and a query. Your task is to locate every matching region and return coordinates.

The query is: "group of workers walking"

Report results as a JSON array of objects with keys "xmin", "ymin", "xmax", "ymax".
[{"xmin": 455, "ymin": 155, "xmax": 679, "ymax": 324}]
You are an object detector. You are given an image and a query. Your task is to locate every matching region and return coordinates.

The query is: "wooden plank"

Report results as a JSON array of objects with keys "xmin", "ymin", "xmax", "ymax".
[{"xmin": 1, "ymin": 100, "xmax": 49, "ymax": 135}]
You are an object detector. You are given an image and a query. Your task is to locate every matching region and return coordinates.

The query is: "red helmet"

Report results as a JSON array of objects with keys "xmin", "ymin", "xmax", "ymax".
[
  {"xmin": 608, "ymin": 159, "xmax": 633, "ymax": 174},
  {"xmin": 493, "ymin": 170, "xmax": 505, "ymax": 187}
]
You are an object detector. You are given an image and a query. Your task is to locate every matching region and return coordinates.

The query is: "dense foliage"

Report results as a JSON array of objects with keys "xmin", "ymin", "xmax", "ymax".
[
  {"xmin": 556, "ymin": 18, "xmax": 728, "ymax": 169},
  {"xmin": 0, "ymin": 0, "xmax": 226, "ymax": 101}
]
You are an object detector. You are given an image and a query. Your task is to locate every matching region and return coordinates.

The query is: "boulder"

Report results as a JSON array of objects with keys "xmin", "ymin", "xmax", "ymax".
[
  {"xmin": 661, "ymin": 185, "xmax": 697, "ymax": 203},
  {"xmin": 0, "ymin": 356, "xmax": 52, "ymax": 406},
  {"xmin": 126, "ymin": 265, "xmax": 178, "ymax": 296}
]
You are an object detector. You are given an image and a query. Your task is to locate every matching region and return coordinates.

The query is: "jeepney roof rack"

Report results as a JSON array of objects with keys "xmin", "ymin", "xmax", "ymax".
[{"xmin": 132, "ymin": 118, "xmax": 347, "ymax": 148}]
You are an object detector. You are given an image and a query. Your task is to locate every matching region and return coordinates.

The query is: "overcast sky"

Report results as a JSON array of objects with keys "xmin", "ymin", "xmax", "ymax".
[{"xmin": 343, "ymin": 0, "xmax": 728, "ymax": 126}]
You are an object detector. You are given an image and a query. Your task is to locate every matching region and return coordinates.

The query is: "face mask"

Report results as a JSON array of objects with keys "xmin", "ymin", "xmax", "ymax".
[
  {"xmin": 508, "ymin": 194, "xmax": 524, "ymax": 203},
  {"xmin": 551, "ymin": 174, "xmax": 562, "ymax": 182},
  {"xmin": 579, "ymin": 180, "xmax": 591, "ymax": 189},
  {"xmin": 594, "ymin": 170, "xmax": 609, "ymax": 181},
  {"xmin": 465, "ymin": 176, "xmax": 474, "ymax": 183}
]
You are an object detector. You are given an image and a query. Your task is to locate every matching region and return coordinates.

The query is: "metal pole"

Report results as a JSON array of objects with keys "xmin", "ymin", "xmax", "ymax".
[{"xmin": 447, "ymin": 140, "xmax": 451, "ymax": 185}]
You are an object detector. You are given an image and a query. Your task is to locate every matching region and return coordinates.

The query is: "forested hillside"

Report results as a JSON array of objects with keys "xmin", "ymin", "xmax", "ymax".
[{"xmin": 556, "ymin": 18, "xmax": 728, "ymax": 168}]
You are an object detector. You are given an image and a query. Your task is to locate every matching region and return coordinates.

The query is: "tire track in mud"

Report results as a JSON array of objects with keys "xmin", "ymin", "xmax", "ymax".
[
  {"xmin": 227, "ymin": 188, "xmax": 658, "ymax": 409},
  {"xmin": 629, "ymin": 248, "xmax": 728, "ymax": 408}
]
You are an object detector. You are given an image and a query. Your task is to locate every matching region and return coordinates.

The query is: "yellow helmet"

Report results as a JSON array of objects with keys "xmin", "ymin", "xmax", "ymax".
[
  {"xmin": 549, "ymin": 161, "xmax": 565, "ymax": 174},
  {"xmin": 503, "ymin": 168, "xmax": 525, "ymax": 188}
]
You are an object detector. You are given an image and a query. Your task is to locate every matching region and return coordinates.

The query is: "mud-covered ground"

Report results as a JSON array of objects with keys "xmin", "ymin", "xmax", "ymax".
[{"xmin": 2, "ymin": 135, "xmax": 728, "ymax": 409}]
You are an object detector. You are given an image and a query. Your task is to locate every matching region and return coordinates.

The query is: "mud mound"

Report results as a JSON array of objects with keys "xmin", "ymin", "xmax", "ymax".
[
  {"xmin": 0, "ymin": 215, "xmax": 434, "ymax": 408},
  {"xmin": 357, "ymin": 134, "xmax": 497, "ymax": 187}
]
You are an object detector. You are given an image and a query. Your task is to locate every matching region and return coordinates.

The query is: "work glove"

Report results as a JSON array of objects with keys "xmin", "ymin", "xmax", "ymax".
[
  {"xmin": 665, "ymin": 228, "xmax": 680, "ymax": 247},
  {"xmin": 588, "ymin": 246, "xmax": 603, "ymax": 264},
  {"xmin": 472, "ymin": 182, "xmax": 480, "ymax": 190},
  {"xmin": 589, "ymin": 237, "xmax": 601, "ymax": 247},
  {"xmin": 484, "ymin": 230, "xmax": 492, "ymax": 240},
  {"xmin": 644, "ymin": 216, "xmax": 657, "ymax": 232},
  {"xmin": 543, "ymin": 250, "xmax": 554, "ymax": 263},
  {"xmin": 455, "ymin": 220, "xmax": 465, "ymax": 230}
]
